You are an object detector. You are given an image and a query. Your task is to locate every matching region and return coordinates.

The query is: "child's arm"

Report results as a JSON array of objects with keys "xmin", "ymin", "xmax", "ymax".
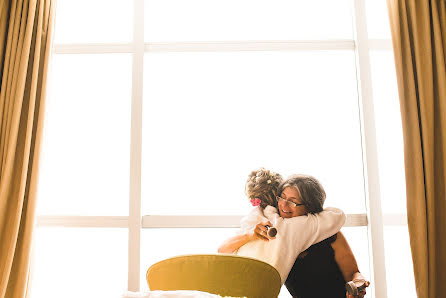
[
  {"xmin": 274, "ymin": 207, "xmax": 346, "ymax": 252},
  {"xmin": 218, "ymin": 207, "xmax": 272, "ymax": 253},
  {"xmin": 217, "ymin": 221, "xmax": 272, "ymax": 253},
  {"xmin": 305, "ymin": 207, "xmax": 346, "ymax": 245},
  {"xmin": 218, "ymin": 233, "xmax": 254, "ymax": 254}
]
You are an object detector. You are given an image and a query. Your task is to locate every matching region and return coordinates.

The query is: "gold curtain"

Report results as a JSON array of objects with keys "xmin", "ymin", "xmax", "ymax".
[
  {"xmin": 0, "ymin": 0, "xmax": 55, "ymax": 297},
  {"xmin": 387, "ymin": 0, "xmax": 446, "ymax": 297}
]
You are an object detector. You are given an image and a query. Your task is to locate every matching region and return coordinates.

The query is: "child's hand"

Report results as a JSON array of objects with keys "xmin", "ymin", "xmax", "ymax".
[{"xmin": 250, "ymin": 221, "xmax": 275, "ymax": 241}]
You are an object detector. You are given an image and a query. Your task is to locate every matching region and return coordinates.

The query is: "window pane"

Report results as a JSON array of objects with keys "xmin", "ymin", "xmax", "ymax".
[
  {"xmin": 140, "ymin": 227, "xmax": 370, "ymax": 296},
  {"xmin": 145, "ymin": 0, "xmax": 353, "ymax": 42},
  {"xmin": 32, "ymin": 228, "xmax": 128, "ymax": 298},
  {"xmin": 369, "ymin": 50, "xmax": 406, "ymax": 214},
  {"xmin": 383, "ymin": 226, "xmax": 416, "ymax": 298},
  {"xmin": 142, "ymin": 51, "xmax": 365, "ymax": 215},
  {"xmin": 54, "ymin": 0, "xmax": 133, "ymax": 43},
  {"xmin": 365, "ymin": 0, "xmax": 392, "ymax": 39},
  {"xmin": 37, "ymin": 54, "xmax": 132, "ymax": 216}
]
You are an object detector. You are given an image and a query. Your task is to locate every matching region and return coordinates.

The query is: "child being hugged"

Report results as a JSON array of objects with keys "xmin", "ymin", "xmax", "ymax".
[{"xmin": 219, "ymin": 168, "xmax": 346, "ymax": 284}]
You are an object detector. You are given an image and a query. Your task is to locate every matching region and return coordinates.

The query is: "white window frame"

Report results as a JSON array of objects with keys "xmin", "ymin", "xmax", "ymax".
[{"xmin": 35, "ymin": 1, "xmax": 407, "ymax": 297}]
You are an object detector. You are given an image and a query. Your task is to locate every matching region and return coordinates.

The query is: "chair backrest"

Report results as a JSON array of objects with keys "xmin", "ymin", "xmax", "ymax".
[{"xmin": 146, "ymin": 254, "xmax": 281, "ymax": 298}]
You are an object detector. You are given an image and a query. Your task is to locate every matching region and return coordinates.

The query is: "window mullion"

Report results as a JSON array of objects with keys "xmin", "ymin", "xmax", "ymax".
[
  {"xmin": 128, "ymin": 0, "xmax": 144, "ymax": 292},
  {"xmin": 352, "ymin": 0, "xmax": 388, "ymax": 297},
  {"xmin": 36, "ymin": 216, "xmax": 129, "ymax": 227},
  {"xmin": 52, "ymin": 40, "xmax": 356, "ymax": 55},
  {"xmin": 144, "ymin": 40, "xmax": 355, "ymax": 52},
  {"xmin": 140, "ymin": 214, "xmax": 369, "ymax": 228}
]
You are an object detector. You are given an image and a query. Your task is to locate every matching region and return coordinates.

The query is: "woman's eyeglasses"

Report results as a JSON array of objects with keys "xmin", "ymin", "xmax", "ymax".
[{"xmin": 275, "ymin": 196, "xmax": 305, "ymax": 208}]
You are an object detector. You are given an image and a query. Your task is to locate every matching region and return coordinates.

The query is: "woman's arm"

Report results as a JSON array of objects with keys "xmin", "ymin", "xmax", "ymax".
[
  {"xmin": 217, "ymin": 221, "xmax": 272, "ymax": 253},
  {"xmin": 331, "ymin": 232, "xmax": 370, "ymax": 297}
]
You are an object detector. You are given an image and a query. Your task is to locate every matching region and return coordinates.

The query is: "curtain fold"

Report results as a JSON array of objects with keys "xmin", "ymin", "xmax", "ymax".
[
  {"xmin": 0, "ymin": 0, "xmax": 55, "ymax": 297},
  {"xmin": 386, "ymin": 1, "xmax": 446, "ymax": 297}
]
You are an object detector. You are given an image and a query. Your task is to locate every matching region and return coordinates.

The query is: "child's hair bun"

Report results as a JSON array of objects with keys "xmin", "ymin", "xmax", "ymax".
[{"xmin": 245, "ymin": 168, "xmax": 283, "ymax": 209}]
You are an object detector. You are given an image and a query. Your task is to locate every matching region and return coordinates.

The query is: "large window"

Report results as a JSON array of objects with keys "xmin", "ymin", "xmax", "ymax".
[{"xmin": 34, "ymin": 0, "xmax": 415, "ymax": 297}]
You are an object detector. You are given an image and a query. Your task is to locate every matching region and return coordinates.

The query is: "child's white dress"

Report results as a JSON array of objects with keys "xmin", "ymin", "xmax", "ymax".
[{"xmin": 235, "ymin": 206, "xmax": 346, "ymax": 284}]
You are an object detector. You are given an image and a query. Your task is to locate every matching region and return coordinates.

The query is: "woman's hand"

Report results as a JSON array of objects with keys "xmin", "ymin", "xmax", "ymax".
[
  {"xmin": 249, "ymin": 221, "xmax": 275, "ymax": 242},
  {"xmin": 346, "ymin": 272, "xmax": 370, "ymax": 298}
]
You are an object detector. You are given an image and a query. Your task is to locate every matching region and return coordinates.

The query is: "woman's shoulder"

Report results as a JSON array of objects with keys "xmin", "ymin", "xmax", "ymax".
[
  {"xmin": 327, "ymin": 233, "xmax": 338, "ymax": 244},
  {"xmin": 302, "ymin": 233, "xmax": 338, "ymax": 255}
]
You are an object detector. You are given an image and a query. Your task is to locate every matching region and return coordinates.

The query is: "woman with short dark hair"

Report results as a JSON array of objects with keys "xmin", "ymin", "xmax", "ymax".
[{"xmin": 278, "ymin": 174, "xmax": 370, "ymax": 298}]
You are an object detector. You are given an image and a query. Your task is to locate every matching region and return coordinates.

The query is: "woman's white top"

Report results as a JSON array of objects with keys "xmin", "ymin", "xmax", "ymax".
[{"xmin": 235, "ymin": 206, "xmax": 346, "ymax": 284}]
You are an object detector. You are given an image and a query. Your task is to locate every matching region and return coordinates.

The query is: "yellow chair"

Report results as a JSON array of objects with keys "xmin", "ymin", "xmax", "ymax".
[{"xmin": 146, "ymin": 254, "xmax": 281, "ymax": 298}]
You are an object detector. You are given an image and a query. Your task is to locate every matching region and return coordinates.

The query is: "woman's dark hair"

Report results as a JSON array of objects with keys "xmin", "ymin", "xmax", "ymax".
[
  {"xmin": 279, "ymin": 174, "xmax": 326, "ymax": 214},
  {"xmin": 245, "ymin": 168, "xmax": 283, "ymax": 209}
]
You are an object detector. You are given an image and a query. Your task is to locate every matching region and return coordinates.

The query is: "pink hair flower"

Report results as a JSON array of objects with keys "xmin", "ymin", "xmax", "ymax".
[{"xmin": 250, "ymin": 198, "xmax": 261, "ymax": 206}]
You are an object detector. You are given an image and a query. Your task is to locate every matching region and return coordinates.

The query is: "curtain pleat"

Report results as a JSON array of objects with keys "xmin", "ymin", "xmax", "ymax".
[{"xmin": 0, "ymin": 0, "xmax": 55, "ymax": 297}]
